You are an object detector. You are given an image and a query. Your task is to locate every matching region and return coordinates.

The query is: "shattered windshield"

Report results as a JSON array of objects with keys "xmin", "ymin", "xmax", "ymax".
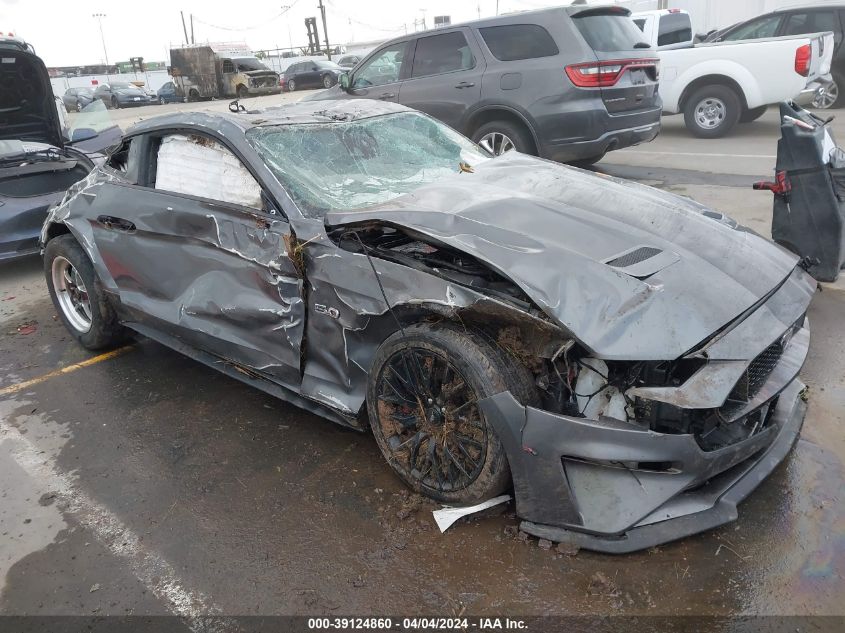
[{"xmin": 247, "ymin": 112, "xmax": 491, "ymax": 218}]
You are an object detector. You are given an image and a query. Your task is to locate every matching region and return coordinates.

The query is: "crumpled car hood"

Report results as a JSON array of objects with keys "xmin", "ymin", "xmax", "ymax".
[{"xmin": 325, "ymin": 154, "xmax": 799, "ymax": 360}]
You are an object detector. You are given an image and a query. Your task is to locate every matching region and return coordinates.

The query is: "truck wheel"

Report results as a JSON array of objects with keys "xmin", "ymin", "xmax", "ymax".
[
  {"xmin": 237, "ymin": 85, "xmax": 248, "ymax": 99},
  {"xmin": 471, "ymin": 120, "xmax": 534, "ymax": 156},
  {"xmin": 684, "ymin": 85, "xmax": 741, "ymax": 138},
  {"xmin": 188, "ymin": 89, "xmax": 200, "ymax": 102},
  {"xmin": 739, "ymin": 106, "xmax": 767, "ymax": 123},
  {"xmin": 44, "ymin": 235, "xmax": 128, "ymax": 351},
  {"xmin": 287, "ymin": 78, "xmax": 297, "ymax": 92},
  {"xmin": 812, "ymin": 76, "xmax": 843, "ymax": 109},
  {"xmin": 367, "ymin": 323, "xmax": 537, "ymax": 505}
]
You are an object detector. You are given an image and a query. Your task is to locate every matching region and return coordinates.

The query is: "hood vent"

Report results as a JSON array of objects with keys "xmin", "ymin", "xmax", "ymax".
[
  {"xmin": 606, "ymin": 246, "xmax": 662, "ymax": 268},
  {"xmin": 604, "ymin": 245, "xmax": 679, "ymax": 280}
]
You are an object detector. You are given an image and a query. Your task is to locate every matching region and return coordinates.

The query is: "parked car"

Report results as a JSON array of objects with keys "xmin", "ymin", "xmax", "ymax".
[
  {"xmin": 42, "ymin": 99, "xmax": 813, "ymax": 553},
  {"xmin": 93, "ymin": 81, "xmax": 157, "ymax": 108},
  {"xmin": 308, "ymin": 5, "xmax": 661, "ymax": 166},
  {"xmin": 336, "ymin": 54, "xmax": 361, "ymax": 68},
  {"xmin": 705, "ymin": 5, "xmax": 845, "ymax": 109},
  {"xmin": 61, "ymin": 87, "xmax": 96, "ymax": 112},
  {"xmin": 284, "ymin": 60, "xmax": 344, "ymax": 90},
  {"xmin": 633, "ymin": 10, "xmax": 834, "ymax": 137},
  {"xmin": 0, "ymin": 46, "xmax": 118, "ymax": 260},
  {"xmin": 156, "ymin": 81, "xmax": 182, "ymax": 105}
]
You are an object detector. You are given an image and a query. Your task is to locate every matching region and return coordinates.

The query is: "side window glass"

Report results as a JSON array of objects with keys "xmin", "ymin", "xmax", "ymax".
[
  {"xmin": 353, "ymin": 41, "xmax": 408, "ymax": 88},
  {"xmin": 411, "ymin": 31, "xmax": 474, "ymax": 78},
  {"xmin": 783, "ymin": 14, "xmax": 810, "ymax": 35},
  {"xmin": 105, "ymin": 139, "xmax": 139, "ymax": 184},
  {"xmin": 479, "ymin": 24, "xmax": 559, "ymax": 61},
  {"xmin": 154, "ymin": 134, "xmax": 263, "ymax": 209},
  {"xmin": 722, "ymin": 16, "xmax": 782, "ymax": 41},
  {"xmin": 222, "ymin": 59, "xmax": 235, "ymax": 74}
]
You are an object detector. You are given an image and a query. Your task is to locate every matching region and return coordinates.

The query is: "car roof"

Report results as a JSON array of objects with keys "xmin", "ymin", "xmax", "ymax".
[
  {"xmin": 126, "ymin": 99, "xmax": 414, "ymax": 137},
  {"xmin": 772, "ymin": 3, "xmax": 845, "ymax": 13},
  {"xmin": 367, "ymin": 4, "xmax": 618, "ymax": 49}
]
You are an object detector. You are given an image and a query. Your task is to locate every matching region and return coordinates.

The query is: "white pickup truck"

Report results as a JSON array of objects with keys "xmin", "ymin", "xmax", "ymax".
[{"xmin": 633, "ymin": 9, "xmax": 834, "ymax": 138}]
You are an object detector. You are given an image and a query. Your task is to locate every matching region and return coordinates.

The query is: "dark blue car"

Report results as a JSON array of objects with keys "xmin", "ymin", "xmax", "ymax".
[{"xmin": 156, "ymin": 81, "xmax": 182, "ymax": 105}]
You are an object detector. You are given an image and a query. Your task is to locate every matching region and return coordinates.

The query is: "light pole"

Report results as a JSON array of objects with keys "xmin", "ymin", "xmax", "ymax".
[{"xmin": 92, "ymin": 13, "xmax": 109, "ymax": 66}]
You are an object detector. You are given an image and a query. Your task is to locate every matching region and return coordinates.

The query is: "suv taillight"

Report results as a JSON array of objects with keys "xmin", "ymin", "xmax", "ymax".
[
  {"xmin": 795, "ymin": 44, "xmax": 812, "ymax": 77},
  {"xmin": 565, "ymin": 59, "xmax": 659, "ymax": 88}
]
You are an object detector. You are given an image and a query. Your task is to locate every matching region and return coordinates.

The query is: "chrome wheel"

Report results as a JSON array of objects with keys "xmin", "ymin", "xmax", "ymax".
[
  {"xmin": 52, "ymin": 256, "xmax": 92, "ymax": 333},
  {"xmin": 288, "ymin": 79, "xmax": 296, "ymax": 92},
  {"xmin": 813, "ymin": 80, "xmax": 839, "ymax": 109},
  {"xmin": 694, "ymin": 97, "xmax": 727, "ymax": 130},
  {"xmin": 323, "ymin": 75, "xmax": 332, "ymax": 88},
  {"xmin": 478, "ymin": 131, "xmax": 515, "ymax": 156}
]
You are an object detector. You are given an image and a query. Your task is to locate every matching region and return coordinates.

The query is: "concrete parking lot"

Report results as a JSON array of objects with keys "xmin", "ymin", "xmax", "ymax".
[{"xmin": 1, "ymin": 95, "xmax": 843, "ymax": 623}]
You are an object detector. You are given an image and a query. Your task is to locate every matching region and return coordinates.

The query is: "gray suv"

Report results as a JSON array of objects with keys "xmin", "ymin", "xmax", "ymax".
[{"xmin": 308, "ymin": 5, "xmax": 662, "ymax": 164}]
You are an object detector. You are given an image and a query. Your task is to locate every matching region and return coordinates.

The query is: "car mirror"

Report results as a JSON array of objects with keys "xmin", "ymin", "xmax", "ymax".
[
  {"xmin": 340, "ymin": 72, "xmax": 350, "ymax": 91},
  {"xmin": 70, "ymin": 127, "xmax": 98, "ymax": 143}
]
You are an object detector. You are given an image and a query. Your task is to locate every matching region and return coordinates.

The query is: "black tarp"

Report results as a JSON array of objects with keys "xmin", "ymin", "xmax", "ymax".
[{"xmin": 770, "ymin": 101, "xmax": 845, "ymax": 282}]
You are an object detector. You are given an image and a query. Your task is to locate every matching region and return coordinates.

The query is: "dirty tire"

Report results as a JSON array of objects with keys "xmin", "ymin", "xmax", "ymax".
[
  {"xmin": 683, "ymin": 84, "xmax": 741, "ymax": 138},
  {"xmin": 739, "ymin": 105, "xmax": 767, "ymax": 123},
  {"xmin": 159, "ymin": 96, "xmax": 166, "ymax": 105},
  {"xmin": 471, "ymin": 120, "xmax": 535, "ymax": 156},
  {"xmin": 44, "ymin": 235, "xmax": 128, "ymax": 351},
  {"xmin": 188, "ymin": 89, "xmax": 200, "ymax": 102},
  {"xmin": 367, "ymin": 322, "xmax": 538, "ymax": 505},
  {"xmin": 111, "ymin": 96, "xmax": 119, "ymax": 110},
  {"xmin": 237, "ymin": 85, "xmax": 248, "ymax": 99},
  {"xmin": 287, "ymin": 78, "xmax": 297, "ymax": 92}
]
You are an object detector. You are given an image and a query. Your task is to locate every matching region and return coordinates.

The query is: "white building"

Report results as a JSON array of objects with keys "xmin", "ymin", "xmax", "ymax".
[{"xmin": 585, "ymin": 0, "xmax": 844, "ymax": 34}]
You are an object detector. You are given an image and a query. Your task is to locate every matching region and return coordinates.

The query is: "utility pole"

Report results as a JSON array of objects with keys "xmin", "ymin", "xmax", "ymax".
[
  {"xmin": 496, "ymin": 0, "xmax": 499, "ymax": 16},
  {"xmin": 190, "ymin": 14, "xmax": 195, "ymax": 44},
  {"xmin": 281, "ymin": 5, "xmax": 294, "ymax": 52},
  {"xmin": 317, "ymin": 0, "xmax": 330, "ymax": 60},
  {"xmin": 180, "ymin": 11, "xmax": 189, "ymax": 46},
  {"xmin": 92, "ymin": 13, "xmax": 109, "ymax": 66}
]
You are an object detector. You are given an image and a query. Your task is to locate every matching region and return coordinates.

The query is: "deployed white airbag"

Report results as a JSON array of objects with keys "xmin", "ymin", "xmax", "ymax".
[{"xmin": 155, "ymin": 134, "xmax": 262, "ymax": 209}]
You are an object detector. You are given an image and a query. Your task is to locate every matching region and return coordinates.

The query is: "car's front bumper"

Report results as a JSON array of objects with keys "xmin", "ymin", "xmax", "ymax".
[
  {"xmin": 479, "ymin": 323, "xmax": 810, "ymax": 554},
  {"xmin": 246, "ymin": 85, "xmax": 283, "ymax": 96}
]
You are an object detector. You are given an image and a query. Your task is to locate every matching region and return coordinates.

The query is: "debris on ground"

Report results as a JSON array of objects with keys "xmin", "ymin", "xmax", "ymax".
[
  {"xmin": 538, "ymin": 539, "xmax": 553, "ymax": 550},
  {"xmin": 556, "ymin": 542, "xmax": 580, "ymax": 556},
  {"xmin": 16, "ymin": 323, "xmax": 37, "ymax": 335},
  {"xmin": 432, "ymin": 494, "xmax": 511, "ymax": 532},
  {"xmin": 503, "ymin": 524, "xmax": 518, "ymax": 538},
  {"xmin": 38, "ymin": 492, "xmax": 57, "ymax": 506},
  {"xmin": 588, "ymin": 572, "xmax": 620, "ymax": 598},
  {"xmin": 89, "ymin": 583, "xmax": 100, "ymax": 593}
]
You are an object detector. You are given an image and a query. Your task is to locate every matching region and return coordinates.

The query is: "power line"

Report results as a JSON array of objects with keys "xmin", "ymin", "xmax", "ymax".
[
  {"xmin": 192, "ymin": 0, "xmax": 300, "ymax": 33},
  {"xmin": 324, "ymin": 0, "xmax": 406, "ymax": 34}
]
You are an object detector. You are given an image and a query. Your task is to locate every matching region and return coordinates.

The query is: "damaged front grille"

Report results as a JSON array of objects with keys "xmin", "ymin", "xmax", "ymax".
[
  {"xmin": 605, "ymin": 246, "xmax": 662, "ymax": 268},
  {"xmin": 729, "ymin": 339, "xmax": 785, "ymax": 403}
]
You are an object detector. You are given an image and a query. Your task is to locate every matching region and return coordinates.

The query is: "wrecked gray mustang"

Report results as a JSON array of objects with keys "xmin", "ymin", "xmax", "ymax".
[{"xmin": 41, "ymin": 100, "xmax": 814, "ymax": 553}]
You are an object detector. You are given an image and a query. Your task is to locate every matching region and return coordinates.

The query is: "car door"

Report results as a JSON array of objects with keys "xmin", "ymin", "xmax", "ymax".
[
  {"xmin": 87, "ymin": 132, "xmax": 306, "ymax": 388},
  {"xmin": 346, "ymin": 40, "xmax": 412, "ymax": 102},
  {"xmin": 398, "ymin": 28, "xmax": 484, "ymax": 130},
  {"xmin": 301, "ymin": 62, "xmax": 321, "ymax": 87}
]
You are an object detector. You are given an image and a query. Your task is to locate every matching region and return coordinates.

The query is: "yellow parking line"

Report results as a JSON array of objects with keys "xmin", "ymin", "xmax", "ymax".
[{"xmin": 0, "ymin": 345, "xmax": 133, "ymax": 397}]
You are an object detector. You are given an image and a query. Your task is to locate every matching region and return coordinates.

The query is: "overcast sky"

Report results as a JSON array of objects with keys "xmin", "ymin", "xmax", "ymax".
[{"xmin": 0, "ymin": 0, "xmax": 588, "ymax": 66}]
